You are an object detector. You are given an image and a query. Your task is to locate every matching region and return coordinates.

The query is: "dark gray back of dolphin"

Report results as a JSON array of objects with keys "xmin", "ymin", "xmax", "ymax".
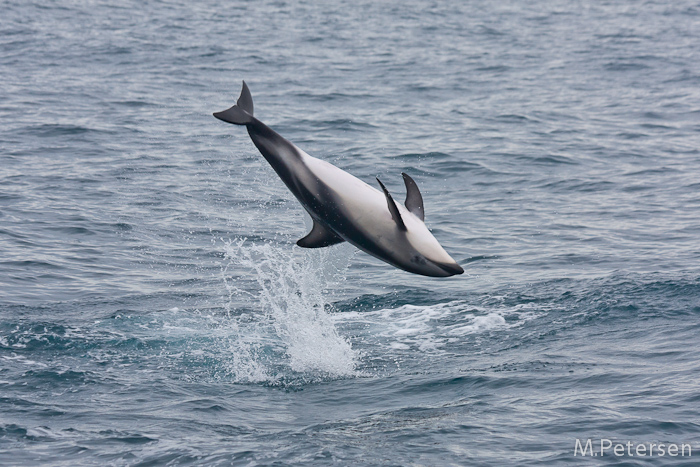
[{"xmin": 214, "ymin": 82, "xmax": 311, "ymax": 198}]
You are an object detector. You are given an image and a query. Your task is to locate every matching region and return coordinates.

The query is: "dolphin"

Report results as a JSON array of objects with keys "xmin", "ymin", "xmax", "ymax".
[{"xmin": 213, "ymin": 82, "xmax": 463, "ymax": 277}]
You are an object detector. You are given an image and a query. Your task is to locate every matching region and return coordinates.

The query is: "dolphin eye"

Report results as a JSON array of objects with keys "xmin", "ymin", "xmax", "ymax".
[{"xmin": 411, "ymin": 255, "xmax": 427, "ymax": 265}]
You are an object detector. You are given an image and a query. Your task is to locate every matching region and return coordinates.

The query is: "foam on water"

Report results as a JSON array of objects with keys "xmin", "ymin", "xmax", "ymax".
[
  {"xmin": 219, "ymin": 238, "xmax": 357, "ymax": 382},
  {"xmin": 339, "ymin": 301, "xmax": 544, "ymax": 354}
]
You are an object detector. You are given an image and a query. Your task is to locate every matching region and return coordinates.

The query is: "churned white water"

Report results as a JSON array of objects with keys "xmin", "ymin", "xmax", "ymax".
[{"xmin": 220, "ymin": 238, "xmax": 357, "ymax": 381}]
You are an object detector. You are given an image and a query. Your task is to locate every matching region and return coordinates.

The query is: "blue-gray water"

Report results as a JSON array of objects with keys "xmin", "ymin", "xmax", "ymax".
[{"xmin": 2, "ymin": 1, "xmax": 700, "ymax": 465}]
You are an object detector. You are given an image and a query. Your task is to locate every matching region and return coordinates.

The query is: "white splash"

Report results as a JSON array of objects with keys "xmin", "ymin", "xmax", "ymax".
[{"xmin": 219, "ymin": 238, "xmax": 357, "ymax": 382}]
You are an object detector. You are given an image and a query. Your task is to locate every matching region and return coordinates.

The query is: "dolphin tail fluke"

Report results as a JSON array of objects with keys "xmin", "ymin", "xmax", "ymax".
[{"xmin": 213, "ymin": 81, "xmax": 254, "ymax": 125}]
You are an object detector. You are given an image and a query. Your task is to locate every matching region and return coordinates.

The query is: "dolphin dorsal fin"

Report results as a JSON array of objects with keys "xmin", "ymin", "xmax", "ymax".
[
  {"xmin": 401, "ymin": 173, "xmax": 424, "ymax": 221},
  {"xmin": 297, "ymin": 220, "xmax": 345, "ymax": 248},
  {"xmin": 376, "ymin": 178, "xmax": 407, "ymax": 231}
]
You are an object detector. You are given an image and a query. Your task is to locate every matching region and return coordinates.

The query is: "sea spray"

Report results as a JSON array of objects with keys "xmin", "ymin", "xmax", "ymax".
[{"xmin": 220, "ymin": 238, "xmax": 357, "ymax": 382}]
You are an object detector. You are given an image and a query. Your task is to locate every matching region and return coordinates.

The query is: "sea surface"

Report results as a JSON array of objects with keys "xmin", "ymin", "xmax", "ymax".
[{"xmin": 2, "ymin": 0, "xmax": 700, "ymax": 465}]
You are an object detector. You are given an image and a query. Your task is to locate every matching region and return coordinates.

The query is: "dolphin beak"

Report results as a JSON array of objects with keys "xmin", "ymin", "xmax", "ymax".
[{"xmin": 434, "ymin": 261, "xmax": 464, "ymax": 276}]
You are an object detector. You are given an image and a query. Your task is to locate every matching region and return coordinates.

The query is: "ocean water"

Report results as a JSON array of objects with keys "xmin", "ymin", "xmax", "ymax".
[{"xmin": 2, "ymin": 0, "xmax": 700, "ymax": 465}]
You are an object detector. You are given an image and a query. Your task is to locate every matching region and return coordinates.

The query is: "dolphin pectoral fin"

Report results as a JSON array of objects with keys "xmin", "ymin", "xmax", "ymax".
[
  {"xmin": 401, "ymin": 172, "xmax": 424, "ymax": 221},
  {"xmin": 376, "ymin": 178, "xmax": 407, "ymax": 231},
  {"xmin": 296, "ymin": 221, "xmax": 345, "ymax": 248}
]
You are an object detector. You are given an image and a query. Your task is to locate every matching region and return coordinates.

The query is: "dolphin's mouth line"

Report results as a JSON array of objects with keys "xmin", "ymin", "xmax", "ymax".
[{"xmin": 433, "ymin": 260, "xmax": 465, "ymax": 276}]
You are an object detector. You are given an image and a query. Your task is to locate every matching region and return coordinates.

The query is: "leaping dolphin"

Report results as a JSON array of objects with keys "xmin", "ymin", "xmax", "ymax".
[{"xmin": 214, "ymin": 82, "xmax": 464, "ymax": 277}]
